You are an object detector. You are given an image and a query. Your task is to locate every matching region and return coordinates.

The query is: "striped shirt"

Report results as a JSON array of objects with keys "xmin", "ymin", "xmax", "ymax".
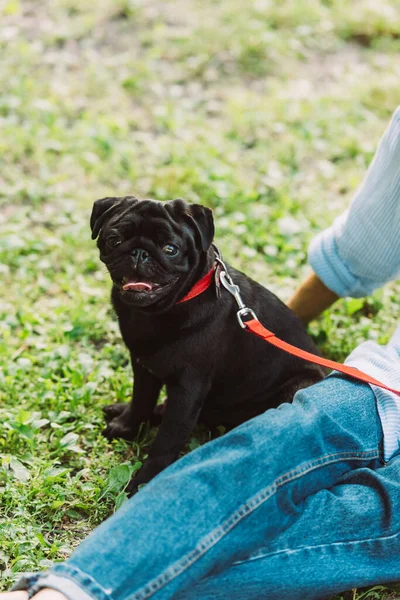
[{"xmin": 308, "ymin": 107, "xmax": 400, "ymax": 461}]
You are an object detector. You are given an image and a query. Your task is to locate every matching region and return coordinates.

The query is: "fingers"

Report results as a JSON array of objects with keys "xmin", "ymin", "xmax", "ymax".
[
  {"xmin": 32, "ymin": 590, "xmax": 68, "ymax": 600},
  {"xmin": 0, "ymin": 589, "xmax": 68, "ymax": 600}
]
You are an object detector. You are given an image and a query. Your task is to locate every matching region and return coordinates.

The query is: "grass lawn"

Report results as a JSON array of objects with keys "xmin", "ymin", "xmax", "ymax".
[{"xmin": 1, "ymin": 0, "xmax": 400, "ymax": 597}]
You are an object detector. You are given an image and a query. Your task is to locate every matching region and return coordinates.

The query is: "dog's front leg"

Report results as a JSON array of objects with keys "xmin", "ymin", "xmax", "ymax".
[
  {"xmin": 103, "ymin": 362, "xmax": 162, "ymax": 441},
  {"xmin": 126, "ymin": 376, "xmax": 209, "ymax": 495}
]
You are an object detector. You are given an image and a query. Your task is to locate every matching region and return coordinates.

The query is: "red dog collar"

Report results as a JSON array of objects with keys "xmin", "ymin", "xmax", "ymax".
[{"xmin": 177, "ymin": 266, "xmax": 216, "ymax": 304}]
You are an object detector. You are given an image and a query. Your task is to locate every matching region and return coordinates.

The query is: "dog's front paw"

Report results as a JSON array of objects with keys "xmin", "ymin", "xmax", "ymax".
[
  {"xmin": 126, "ymin": 477, "xmax": 143, "ymax": 497},
  {"xmin": 103, "ymin": 402, "xmax": 128, "ymax": 422},
  {"xmin": 102, "ymin": 405, "xmax": 140, "ymax": 442},
  {"xmin": 125, "ymin": 469, "xmax": 153, "ymax": 497},
  {"xmin": 125, "ymin": 459, "xmax": 168, "ymax": 497},
  {"xmin": 103, "ymin": 420, "xmax": 140, "ymax": 442}
]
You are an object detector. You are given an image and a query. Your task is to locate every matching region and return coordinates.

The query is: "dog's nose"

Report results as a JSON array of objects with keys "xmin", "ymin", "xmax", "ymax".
[{"xmin": 132, "ymin": 248, "xmax": 149, "ymax": 263}]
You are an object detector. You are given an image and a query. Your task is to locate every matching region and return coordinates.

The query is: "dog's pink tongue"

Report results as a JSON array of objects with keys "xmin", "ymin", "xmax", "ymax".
[{"xmin": 123, "ymin": 281, "xmax": 153, "ymax": 292}]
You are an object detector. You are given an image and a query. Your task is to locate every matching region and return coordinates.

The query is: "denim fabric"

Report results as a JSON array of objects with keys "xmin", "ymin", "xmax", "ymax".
[
  {"xmin": 14, "ymin": 375, "xmax": 393, "ymax": 600},
  {"xmin": 179, "ymin": 459, "xmax": 400, "ymax": 600}
]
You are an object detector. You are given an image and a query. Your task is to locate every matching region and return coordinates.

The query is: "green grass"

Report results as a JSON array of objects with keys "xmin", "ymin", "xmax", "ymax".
[{"xmin": 0, "ymin": 0, "xmax": 400, "ymax": 597}]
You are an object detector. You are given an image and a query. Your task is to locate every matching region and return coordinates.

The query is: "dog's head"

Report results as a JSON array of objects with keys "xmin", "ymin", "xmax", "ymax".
[{"xmin": 90, "ymin": 196, "xmax": 214, "ymax": 310}]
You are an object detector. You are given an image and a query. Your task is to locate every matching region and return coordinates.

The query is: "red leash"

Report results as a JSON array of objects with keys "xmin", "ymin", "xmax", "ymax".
[
  {"xmin": 178, "ymin": 253, "xmax": 400, "ymax": 397},
  {"xmin": 244, "ymin": 317, "xmax": 400, "ymax": 396}
]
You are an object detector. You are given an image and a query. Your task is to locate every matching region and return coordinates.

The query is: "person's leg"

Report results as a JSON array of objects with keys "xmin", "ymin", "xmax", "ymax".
[
  {"xmin": 14, "ymin": 376, "xmax": 383, "ymax": 600},
  {"xmin": 176, "ymin": 455, "xmax": 400, "ymax": 600}
]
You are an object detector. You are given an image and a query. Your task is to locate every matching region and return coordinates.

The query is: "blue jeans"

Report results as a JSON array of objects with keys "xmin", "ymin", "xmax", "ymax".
[{"xmin": 15, "ymin": 376, "xmax": 400, "ymax": 600}]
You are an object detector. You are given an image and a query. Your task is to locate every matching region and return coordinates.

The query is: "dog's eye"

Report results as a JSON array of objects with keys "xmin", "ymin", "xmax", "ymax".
[
  {"xmin": 162, "ymin": 244, "xmax": 178, "ymax": 256},
  {"xmin": 107, "ymin": 235, "xmax": 122, "ymax": 249}
]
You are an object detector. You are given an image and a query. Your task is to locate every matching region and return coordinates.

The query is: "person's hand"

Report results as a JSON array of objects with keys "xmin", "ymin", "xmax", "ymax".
[
  {"xmin": 0, "ymin": 590, "xmax": 68, "ymax": 600},
  {"xmin": 287, "ymin": 271, "xmax": 339, "ymax": 325}
]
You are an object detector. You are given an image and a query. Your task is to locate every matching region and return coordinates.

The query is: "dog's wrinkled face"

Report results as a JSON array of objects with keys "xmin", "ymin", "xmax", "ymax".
[{"xmin": 91, "ymin": 196, "xmax": 214, "ymax": 310}]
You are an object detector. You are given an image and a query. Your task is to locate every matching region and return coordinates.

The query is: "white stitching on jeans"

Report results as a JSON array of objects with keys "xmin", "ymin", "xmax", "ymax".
[
  {"xmin": 231, "ymin": 526, "xmax": 400, "ymax": 565},
  {"xmin": 129, "ymin": 448, "xmax": 380, "ymax": 600}
]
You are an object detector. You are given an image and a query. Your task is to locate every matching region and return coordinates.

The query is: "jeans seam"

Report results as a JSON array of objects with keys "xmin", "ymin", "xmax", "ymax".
[
  {"xmin": 231, "ymin": 525, "xmax": 400, "ymax": 565},
  {"xmin": 129, "ymin": 448, "xmax": 380, "ymax": 600}
]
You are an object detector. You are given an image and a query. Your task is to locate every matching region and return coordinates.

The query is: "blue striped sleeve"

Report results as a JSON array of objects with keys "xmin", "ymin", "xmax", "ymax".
[{"xmin": 308, "ymin": 106, "xmax": 400, "ymax": 298}]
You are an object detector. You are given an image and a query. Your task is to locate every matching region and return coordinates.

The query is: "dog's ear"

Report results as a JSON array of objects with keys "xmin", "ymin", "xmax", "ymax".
[
  {"xmin": 187, "ymin": 204, "xmax": 215, "ymax": 252},
  {"xmin": 167, "ymin": 199, "xmax": 214, "ymax": 252},
  {"xmin": 90, "ymin": 197, "xmax": 119, "ymax": 240},
  {"xmin": 90, "ymin": 196, "xmax": 139, "ymax": 240}
]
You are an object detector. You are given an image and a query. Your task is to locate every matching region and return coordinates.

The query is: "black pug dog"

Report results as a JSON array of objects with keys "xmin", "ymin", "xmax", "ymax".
[{"xmin": 91, "ymin": 196, "xmax": 325, "ymax": 495}]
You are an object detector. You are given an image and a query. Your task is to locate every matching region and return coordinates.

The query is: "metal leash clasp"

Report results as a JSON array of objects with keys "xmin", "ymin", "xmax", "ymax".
[{"xmin": 214, "ymin": 248, "xmax": 258, "ymax": 329}]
